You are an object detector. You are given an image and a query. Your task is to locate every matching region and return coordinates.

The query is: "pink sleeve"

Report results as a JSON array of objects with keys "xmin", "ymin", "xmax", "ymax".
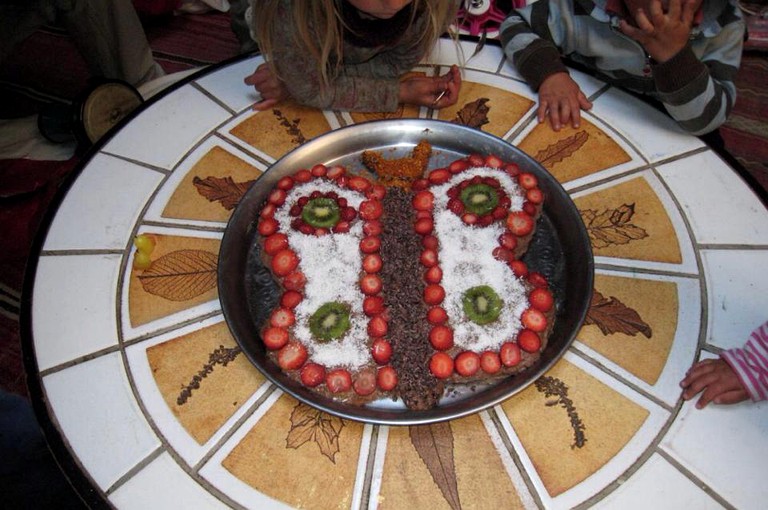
[{"xmin": 720, "ymin": 321, "xmax": 768, "ymax": 402}]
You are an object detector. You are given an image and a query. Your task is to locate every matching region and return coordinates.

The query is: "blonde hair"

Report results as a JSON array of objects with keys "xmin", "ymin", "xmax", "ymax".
[{"xmin": 252, "ymin": 0, "xmax": 459, "ymax": 89}]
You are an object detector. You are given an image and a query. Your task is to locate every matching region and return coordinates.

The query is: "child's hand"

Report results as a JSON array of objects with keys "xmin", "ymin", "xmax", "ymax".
[
  {"xmin": 619, "ymin": 0, "xmax": 699, "ymax": 63},
  {"xmin": 680, "ymin": 358, "xmax": 750, "ymax": 409},
  {"xmin": 244, "ymin": 63, "xmax": 288, "ymax": 110},
  {"xmin": 537, "ymin": 72, "xmax": 593, "ymax": 131},
  {"xmin": 399, "ymin": 65, "xmax": 462, "ymax": 109}
]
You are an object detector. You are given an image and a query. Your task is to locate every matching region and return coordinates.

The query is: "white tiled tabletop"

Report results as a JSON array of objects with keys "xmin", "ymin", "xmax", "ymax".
[{"xmin": 23, "ymin": 43, "xmax": 768, "ymax": 510}]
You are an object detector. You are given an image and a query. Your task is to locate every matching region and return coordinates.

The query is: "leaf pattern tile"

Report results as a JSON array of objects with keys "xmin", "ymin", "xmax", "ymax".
[
  {"xmin": 146, "ymin": 321, "xmax": 265, "ymax": 444},
  {"xmin": 378, "ymin": 415, "xmax": 527, "ymax": 510},
  {"xmin": 437, "ymin": 81, "xmax": 534, "ymax": 137},
  {"xmin": 163, "ymin": 146, "xmax": 263, "ymax": 222},
  {"xmin": 128, "ymin": 234, "xmax": 220, "ymax": 327},
  {"xmin": 221, "ymin": 396, "xmax": 364, "ymax": 510},
  {"xmin": 574, "ymin": 178, "xmax": 682, "ymax": 263},
  {"xmin": 517, "ymin": 121, "xmax": 632, "ymax": 183},
  {"xmin": 581, "ymin": 274, "xmax": 678, "ymax": 385},
  {"xmin": 229, "ymin": 101, "xmax": 332, "ymax": 159},
  {"xmin": 500, "ymin": 358, "xmax": 649, "ymax": 497}
]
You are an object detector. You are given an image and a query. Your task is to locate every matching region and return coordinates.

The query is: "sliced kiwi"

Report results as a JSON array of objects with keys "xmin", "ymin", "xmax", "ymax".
[
  {"xmin": 460, "ymin": 184, "xmax": 499, "ymax": 216},
  {"xmin": 462, "ymin": 285, "xmax": 503, "ymax": 325},
  {"xmin": 309, "ymin": 302, "xmax": 351, "ymax": 341},
  {"xmin": 302, "ymin": 197, "xmax": 340, "ymax": 228}
]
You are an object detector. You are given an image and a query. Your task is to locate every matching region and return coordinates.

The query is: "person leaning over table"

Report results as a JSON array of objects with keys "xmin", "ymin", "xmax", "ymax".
[
  {"xmin": 681, "ymin": 320, "xmax": 768, "ymax": 409},
  {"xmin": 498, "ymin": 0, "xmax": 745, "ymax": 135},
  {"xmin": 243, "ymin": 0, "xmax": 463, "ymax": 112}
]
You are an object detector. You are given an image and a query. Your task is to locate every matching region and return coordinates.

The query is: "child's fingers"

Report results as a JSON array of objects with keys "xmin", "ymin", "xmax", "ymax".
[
  {"xmin": 680, "ymin": 0, "xmax": 697, "ymax": 25},
  {"xmin": 713, "ymin": 388, "xmax": 750, "ymax": 405},
  {"xmin": 667, "ymin": 0, "xmax": 682, "ymax": 20},
  {"xmin": 252, "ymin": 98, "xmax": 279, "ymax": 111},
  {"xmin": 537, "ymin": 101, "xmax": 548, "ymax": 124}
]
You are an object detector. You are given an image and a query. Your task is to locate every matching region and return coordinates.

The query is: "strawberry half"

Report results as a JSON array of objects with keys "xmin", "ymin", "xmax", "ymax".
[
  {"xmin": 300, "ymin": 363, "xmax": 326, "ymax": 387},
  {"xmin": 480, "ymin": 351, "xmax": 502, "ymax": 374},
  {"xmin": 518, "ymin": 329, "xmax": 542, "ymax": 353},
  {"xmin": 353, "ymin": 369, "xmax": 377, "ymax": 396},
  {"xmin": 270, "ymin": 307, "xmax": 296, "ymax": 328},
  {"xmin": 264, "ymin": 233, "xmax": 289, "ymax": 255},
  {"xmin": 277, "ymin": 342, "xmax": 308, "ymax": 370},
  {"xmin": 455, "ymin": 351, "xmax": 481, "ymax": 376},
  {"xmin": 529, "ymin": 287, "xmax": 554, "ymax": 312},
  {"xmin": 521, "ymin": 308, "xmax": 548, "ymax": 332},
  {"xmin": 359, "ymin": 199, "xmax": 383, "ymax": 220},
  {"xmin": 429, "ymin": 325, "xmax": 454, "ymax": 351},
  {"xmin": 326, "ymin": 369, "xmax": 352, "ymax": 393},
  {"xmin": 377, "ymin": 366, "xmax": 398, "ymax": 391},
  {"xmin": 500, "ymin": 342, "xmax": 521, "ymax": 367},
  {"xmin": 412, "ymin": 190, "xmax": 435, "ymax": 211},
  {"xmin": 429, "ymin": 352, "xmax": 454, "ymax": 379},
  {"xmin": 368, "ymin": 315, "xmax": 388, "ymax": 337},
  {"xmin": 506, "ymin": 211, "xmax": 534, "ymax": 236},
  {"xmin": 371, "ymin": 338, "xmax": 392, "ymax": 364},
  {"xmin": 271, "ymin": 249, "xmax": 299, "ymax": 276},
  {"xmin": 262, "ymin": 326, "xmax": 289, "ymax": 350}
]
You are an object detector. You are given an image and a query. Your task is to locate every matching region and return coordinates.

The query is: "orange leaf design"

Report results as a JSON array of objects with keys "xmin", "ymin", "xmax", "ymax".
[
  {"xmin": 534, "ymin": 130, "xmax": 589, "ymax": 169},
  {"xmin": 580, "ymin": 203, "xmax": 648, "ymax": 248},
  {"xmin": 138, "ymin": 249, "xmax": 217, "ymax": 301},
  {"xmin": 409, "ymin": 423, "xmax": 460, "ymax": 510},
  {"xmin": 286, "ymin": 403, "xmax": 344, "ymax": 463},
  {"xmin": 585, "ymin": 290, "xmax": 652, "ymax": 338},
  {"xmin": 193, "ymin": 175, "xmax": 254, "ymax": 211},
  {"xmin": 451, "ymin": 97, "xmax": 490, "ymax": 130}
]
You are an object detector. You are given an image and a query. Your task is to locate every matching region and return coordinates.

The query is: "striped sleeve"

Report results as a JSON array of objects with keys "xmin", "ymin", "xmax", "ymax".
[
  {"xmin": 721, "ymin": 321, "xmax": 768, "ymax": 402},
  {"xmin": 499, "ymin": 1, "xmax": 568, "ymax": 91},
  {"xmin": 654, "ymin": 10, "xmax": 745, "ymax": 135}
]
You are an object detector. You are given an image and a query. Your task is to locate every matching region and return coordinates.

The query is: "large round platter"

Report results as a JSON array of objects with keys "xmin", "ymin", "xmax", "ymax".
[{"xmin": 218, "ymin": 119, "xmax": 593, "ymax": 426}]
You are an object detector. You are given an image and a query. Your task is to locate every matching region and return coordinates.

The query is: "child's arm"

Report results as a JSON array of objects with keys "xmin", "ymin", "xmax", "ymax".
[
  {"xmin": 499, "ymin": 1, "xmax": 591, "ymax": 131},
  {"xmin": 619, "ymin": 0, "xmax": 744, "ymax": 134},
  {"xmin": 681, "ymin": 321, "xmax": 768, "ymax": 408},
  {"xmin": 680, "ymin": 358, "xmax": 749, "ymax": 408}
]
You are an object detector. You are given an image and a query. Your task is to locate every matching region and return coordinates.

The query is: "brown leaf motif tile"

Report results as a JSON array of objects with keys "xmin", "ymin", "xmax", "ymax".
[
  {"xmin": 128, "ymin": 234, "xmax": 220, "ymax": 327},
  {"xmin": 229, "ymin": 100, "xmax": 332, "ymax": 159},
  {"xmin": 163, "ymin": 146, "xmax": 263, "ymax": 223},
  {"xmin": 222, "ymin": 395, "xmax": 364, "ymax": 509},
  {"xmin": 581, "ymin": 274, "xmax": 678, "ymax": 385},
  {"xmin": 573, "ymin": 178, "xmax": 682, "ymax": 263},
  {"xmin": 437, "ymin": 81, "xmax": 534, "ymax": 138},
  {"xmin": 146, "ymin": 321, "xmax": 264, "ymax": 444},
  {"xmin": 378, "ymin": 414, "xmax": 526, "ymax": 510},
  {"xmin": 500, "ymin": 359, "xmax": 649, "ymax": 497},
  {"xmin": 516, "ymin": 120, "xmax": 631, "ymax": 183}
]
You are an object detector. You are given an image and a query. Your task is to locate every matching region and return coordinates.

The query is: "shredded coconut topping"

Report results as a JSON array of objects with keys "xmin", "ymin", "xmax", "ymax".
[
  {"xmin": 274, "ymin": 180, "xmax": 370, "ymax": 369},
  {"xmin": 431, "ymin": 166, "xmax": 529, "ymax": 351}
]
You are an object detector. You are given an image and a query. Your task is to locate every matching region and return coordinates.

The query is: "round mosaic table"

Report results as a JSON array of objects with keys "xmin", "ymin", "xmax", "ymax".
[{"xmin": 23, "ymin": 40, "xmax": 768, "ymax": 510}]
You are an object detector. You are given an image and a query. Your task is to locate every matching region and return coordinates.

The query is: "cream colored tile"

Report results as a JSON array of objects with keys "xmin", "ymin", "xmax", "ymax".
[
  {"xmin": 657, "ymin": 151, "xmax": 768, "ymax": 245},
  {"xmin": 588, "ymin": 87, "xmax": 705, "ymax": 163},
  {"xmin": 102, "ymin": 85, "xmax": 232, "ymax": 170},
  {"xmin": 662, "ymin": 355, "xmax": 768, "ymax": 510},
  {"xmin": 196, "ymin": 55, "xmax": 264, "ymax": 113},
  {"xmin": 592, "ymin": 454, "xmax": 724, "ymax": 509},
  {"xmin": 43, "ymin": 153, "xmax": 163, "ymax": 251},
  {"xmin": 701, "ymin": 249, "xmax": 768, "ymax": 351},
  {"xmin": 109, "ymin": 453, "xmax": 226, "ymax": 509},
  {"xmin": 42, "ymin": 352, "xmax": 159, "ymax": 490},
  {"xmin": 32, "ymin": 254, "xmax": 121, "ymax": 371}
]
